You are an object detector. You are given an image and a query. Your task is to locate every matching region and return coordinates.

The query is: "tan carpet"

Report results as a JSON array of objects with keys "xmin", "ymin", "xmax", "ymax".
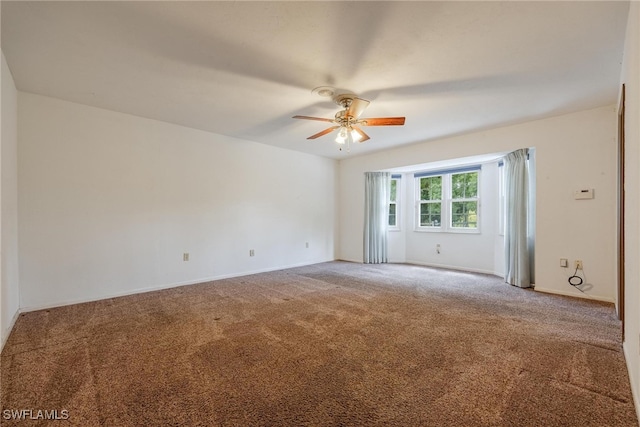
[{"xmin": 1, "ymin": 262, "xmax": 637, "ymax": 426}]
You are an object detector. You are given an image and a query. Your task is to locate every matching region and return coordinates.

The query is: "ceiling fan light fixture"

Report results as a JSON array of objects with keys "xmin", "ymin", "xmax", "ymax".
[
  {"xmin": 335, "ymin": 126, "xmax": 348, "ymax": 144},
  {"xmin": 350, "ymin": 128, "xmax": 361, "ymax": 142},
  {"xmin": 335, "ymin": 126, "xmax": 358, "ymax": 152}
]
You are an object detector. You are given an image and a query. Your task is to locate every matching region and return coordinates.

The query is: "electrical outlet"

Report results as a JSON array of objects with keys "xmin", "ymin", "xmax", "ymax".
[
  {"xmin": 249, "ymin": 249, "xmax": 255, "ymax": 257},
  {"xmin": 560, "ymin": 258, "xmax": 568, "ymax": 268},
  {"xmin": 183, "ymin": 253, "xmax": 189, "ymax": 262},
  {"xmin": 436, "ymin": 244, "xmax": 441, "ymax": 254},
  {"xmin": 575, "ymin": 260, "xmax": 583, "ymax": 270}
]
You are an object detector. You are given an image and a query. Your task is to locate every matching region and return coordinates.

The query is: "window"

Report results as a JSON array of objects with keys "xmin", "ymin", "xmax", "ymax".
[
  {"xmin": 415, "ymin": 166, "xmax": 480, "ymax": 232},
  {"xmin": 418, "ymin": 176, "xmax": 442, "ymax": 227},
  {"xmin": 389, "ymin": 176, "xmax": 401, "ymax": 230},
  {"xmin": 450, "ymin": 171, "xmax": 478, "ymax": 228}
]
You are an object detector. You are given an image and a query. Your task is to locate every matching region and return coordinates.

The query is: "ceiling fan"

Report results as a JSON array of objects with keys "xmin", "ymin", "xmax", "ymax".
[{"xmin": 293, "ymin": 93, "xmax": 405, "ymax": 151}]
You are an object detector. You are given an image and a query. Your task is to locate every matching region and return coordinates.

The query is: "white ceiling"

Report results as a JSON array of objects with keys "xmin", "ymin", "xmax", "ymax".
[{"xmin": 1, "ymin": 1, "xmax": 630, "ymax": 159}]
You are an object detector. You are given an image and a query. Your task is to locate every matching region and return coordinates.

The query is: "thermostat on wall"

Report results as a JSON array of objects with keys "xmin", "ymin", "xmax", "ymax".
[{"xmin": 574, "ymin": 189, "xmax": 594, "ymax": 200}]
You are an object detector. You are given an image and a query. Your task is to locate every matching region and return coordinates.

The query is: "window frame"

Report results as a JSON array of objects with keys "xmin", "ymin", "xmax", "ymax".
[
  {"xmin": 449, "ymin": 170, "xmax": 480, "ymax": 230},
  {"xmin": 388, "ymin": 175, "xmax": 401, "ymax": 231},
  {"xmin": 416, "ymin": 175, "xmax": 443, "ymax": 230},
  {"xmin": 414, "ymin": 166, "xmax": 481, "ymax": 234}
]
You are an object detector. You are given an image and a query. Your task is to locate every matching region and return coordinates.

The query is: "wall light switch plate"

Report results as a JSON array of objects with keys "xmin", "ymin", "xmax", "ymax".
[{"xmin": 560, "ymin": 258, "xmax": 568, "ymax": 268}]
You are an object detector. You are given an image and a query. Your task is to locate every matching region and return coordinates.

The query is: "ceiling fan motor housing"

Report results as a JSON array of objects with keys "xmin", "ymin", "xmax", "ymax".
[{"xmin": 334, "ymin": 93, "xmax": 355, "ymax": 109}]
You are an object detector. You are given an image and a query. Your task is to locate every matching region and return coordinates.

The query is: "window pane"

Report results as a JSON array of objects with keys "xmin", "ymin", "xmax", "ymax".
[
  {"xmin": 466, "ymin": 172, "xmax": 478, "ymax": 198},
  {"xmin": 451, "ymin": 201, "xmax": 465, "ymax": 215},
  {"xmin": 451, "ymin": 172, "xmax": 478, "ymax": 199},
  {"xmin": 451, "ymin": 214, "xmax": 465, "ymax": 227},
  {"xmin": 388, "ymin": 204, "xmax": 396, "ymax": 226},
  {"xmin": 451, "ymin": 173, "xmax": 465, "ymax": 198},
  {"xmin": 466, "ymin": 201, "xmax": 477, "ymax": 227},
  {"xmin": 390, "ymin": 180, "xmax": 397, "ymax": 202},
  {"xmin": 451, "ymin": 201, "xmax": 478, "ymax": 228},
  {"xmin": 420, "ymin": 202, "xmax": 441, "ymax": 227},
  {"xmin": 420, "ymin": 176, "xmax": 442, "ymax": 201}
]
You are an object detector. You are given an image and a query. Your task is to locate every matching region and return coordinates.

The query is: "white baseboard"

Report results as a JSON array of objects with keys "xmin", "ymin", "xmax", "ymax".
[
  {"xmin": 336, "ymin": 258, "xmax": 362, "ymax": 264},
  {"xmin": 533, "ymin": 286, "xmax": 614, "ymax": 303},
  {"xmin": 623, "ymin": 341, "xmax": 640, "ymax": 424},
  {"xmin": 1, "ymin": 307, "xmax": 21, "ymax": 353},
  {"xmin": 19, "ymin": 259, "xmax": 336, "ymax": 314},
  {"xmin": 405, "ymin": 260, "xmax": 498, "ymax": 276}
]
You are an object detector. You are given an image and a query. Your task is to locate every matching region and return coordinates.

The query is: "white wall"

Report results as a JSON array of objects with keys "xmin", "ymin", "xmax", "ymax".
[
  {"xmin": 338, "ymin": 105, "xmax": 617, "ymax": 302},
  {"xmin": 620, "ymin": 0, "xmax": 640, "ymax": 417},
  {"xmin": 18, "ymin": 93, "xmax": 337, "ymax": 310},
  {"xmin": 1, "ymin": 52, "xmax": 20, "ymax": 349}
]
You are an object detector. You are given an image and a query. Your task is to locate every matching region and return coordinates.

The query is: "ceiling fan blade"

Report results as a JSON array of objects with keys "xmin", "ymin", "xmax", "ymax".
[
  {"xmin": 352, "ymin": 126, "xmax": 370, "ymax": 143},
  {"xmin": 307, "ymin": 126, "xmax": 340, "ymax": 139},
  {"xmin": 292, "ymin": 115, "xmax": 335, "ymax": 123},
  {"xmin": 360, "ymin": 117, "xmax": 406, "ymax": 126},
  {"xmin": 345, "ymin": 97, "xmax": 370, "ymax": 119}
]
